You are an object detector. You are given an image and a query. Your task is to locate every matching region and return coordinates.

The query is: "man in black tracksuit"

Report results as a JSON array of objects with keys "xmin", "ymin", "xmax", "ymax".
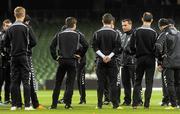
[
  {"xmin": 4, "ymin": 7, "xmax": 37, "ymax": 110},
  {"xmin": 58, "ymin": 25, "xmax": 87, "ymax": 105},
  {"xmin": 24, "ymin": 15, "xmax": 39, "ymax": 109},
  {"xmin": 0, "ymin": 19, "xmax": 12, "ymax": 104},
  {"xmin": 50, "ymin": 17, "xmax": 88, "ymax": 109},
  {"xmin": 155, "ymin": 18, "xmax": 180, "ymax": 109},
  {"xmin": 92, "ymin": 13, "xmax": 122, "ymax": 109},
  {"xmin": 15, "ymin": 15, "xmax": 44, "ymax": 109},
  {"xmin": 158, "ymin": 19, "xmax": 177, "ymax": 106},
  {"xmin": 120, "ymin": 19, "xmax": 136, "ymax": 106},
  {"xmin": 103, "ymin": 18, "xmax": 122, "ymax": 105},
  {"xmin": 57, "ymin": 25, "xmax": 88, "ymax": 105},
  {"xmin": 14, "ymin": 15, "xmax": 41, "ymax": 109},
  {"xmin": 130, "ymin": 12, "xmax": 157, "ymax": 109}
]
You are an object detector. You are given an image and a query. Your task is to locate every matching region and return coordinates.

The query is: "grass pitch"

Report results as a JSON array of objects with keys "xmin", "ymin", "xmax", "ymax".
[{"xmin": 0, "ymin": 90, "xmax": 179, "ymax": 114}]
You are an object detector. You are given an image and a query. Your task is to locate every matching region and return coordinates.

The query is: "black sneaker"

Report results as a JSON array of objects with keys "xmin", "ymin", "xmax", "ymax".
[
  {"xmin": 113, "ymin": 106, "xmax": 123, "ymax": 109},
  {"xmin": 79, "ymin": 100, "xmax": 86, "ymax": 104},
  {"xmin": 121, "ymin": 102, "xmax": 130, "ymax": 106},
  {"xmin": 161, "ymin": 102, "xmax": 169, "ymax": 106},
  {"xmin": 137, "ymin": 101, "xmax": 143, "ymax": 106},
  {"xmin": 17, "ymin": 107, "xmax": 22, "ymax": 110},
  {"xmin": 132, "ymin": 104, "xmax": 138, "ymax": 109},
  {"xmin": 132, "ymin": 106, "xmax": 137, "ymax": 109},
  {"xmin": 103, "ymin": 101, "xmax": 110, "ymax": 105},
  {"xmin": 49, "ymin": 105, "xmax": 57, "ymax": 110},
  {"xmin": 144, "ymin": 106, "xmax": 149, "ymax": 109},
  {"xmin": 58, "ymin": 99, "xmax": 64, "ymax": 104},
  {"xmin": 65, "ymin": 105, "xmax": 73, "ymax": 109}
]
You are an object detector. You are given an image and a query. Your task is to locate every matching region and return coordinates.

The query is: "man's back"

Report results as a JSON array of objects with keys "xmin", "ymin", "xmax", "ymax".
[
  {"xmin": 6, "ymin": 22, "xmax": 28, "ymax": 57},
  {"xmin": 164, "ymin": 29, "xmax": 180, "ymax": 68},
  {"xmin": 58, "ymin": 29, "xmax": 79, "ymax": 59},
  {"xmin": 131, "ymin": 26, "xmax": 157, "ymax": 58},
  {"xmin": 93, "ymin": 27, "xmax": 120, "ymax": 56}
]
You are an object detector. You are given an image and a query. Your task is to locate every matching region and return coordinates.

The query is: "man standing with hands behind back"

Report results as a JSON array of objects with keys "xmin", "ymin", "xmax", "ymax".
[{"xmin": 92, "ymin": 13, "xmax": 122, "ymax": 109}]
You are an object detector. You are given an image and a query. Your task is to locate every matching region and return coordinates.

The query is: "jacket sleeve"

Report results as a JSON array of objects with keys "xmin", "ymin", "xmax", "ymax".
[
  {"xmin": 79, "ymin": 33, "xmax": 89, "ymax": 57},
  {"xmin": 112, "ymin": 31, "xmax": 122, "ymax": 55},
  {"xmin": 155, "ymin": 33, "xmax": 166, "ymax": 59},
  {"xmin": 92, "ymin": 32, "xmax": 99, "ymax": 52},
  {"xmin": 0, "ymin": 33, "xmax": 3, "ymax": 53},
  {"xmin": 4, "ymin": 30, "xmax": 10, "ymax": 51},
  {"xmin": 130, "ymin": 30, "xmax": 136, "ymax": 55},
  {"xmin": 50, "ymin": 34, "xmax": 58, "ymax": 60},
  {"xmin": 28, "ymin": 26, "xmax": 37, "ymax": 49}
]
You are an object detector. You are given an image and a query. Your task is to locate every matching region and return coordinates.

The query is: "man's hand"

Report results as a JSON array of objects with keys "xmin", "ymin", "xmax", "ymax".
[
  {"xmin": 103, "ymin": 56, "xmax": 111, "ymax": 63},
  {"xmin": 157, "ymin": 65, "xmax": 163, "ymax": 72},
  {"xmin": 74, "ymin": 54, "xmax": 81, "ymax": 63},
  {"xmin": 0, "ymin": 52, "xmax": 5, "ymax": 57},
  {"xmin": 74, "ymin": 54, "xmax": 81, "ymax": 59},
  {"xmin": 105, "ymin": 56, "xmax": 111, "ymax": 63}
]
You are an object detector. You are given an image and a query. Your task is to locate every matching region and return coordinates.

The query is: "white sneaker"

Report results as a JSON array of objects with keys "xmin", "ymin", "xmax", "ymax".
[
  {"xmin": 25, "ymin": 106, "xmax": 35, "ymax": 111},
  {"xmin": 17, "ymin": 107, "xmax": 22, "ymax": 110},
  {"xmin": 11, "ymin": 106, "xmax": 17, "ymax": 111},
  {"xmin": 113, "ymin": 106, "xmax": 123, "ymax": 110},
  {"xmin": 177, "ymin": 105, "xmax": 180, "ymax": 109}
]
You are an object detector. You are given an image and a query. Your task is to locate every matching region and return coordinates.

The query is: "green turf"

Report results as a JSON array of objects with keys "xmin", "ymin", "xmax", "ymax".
[{"xmin": 0, "ymin": 90, "xmax": 179, "ymax": 114}]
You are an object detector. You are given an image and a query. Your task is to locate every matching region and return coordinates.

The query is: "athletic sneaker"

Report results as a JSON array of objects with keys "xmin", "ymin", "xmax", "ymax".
[
  {"xmin": 25, "ymin": 106, "xmax": 35, "ymax": 110},
  {"xmin": 17, "ymin": 107, "xmax": 22, "ymax": 110},
  {"xmin": 65, "ymin": 105, "xmax": 73, "ymax": 109},
  {"xmin": 79, "ymin": 100, "xmax": 86, "ymax": 104},
  {"xmin": 36, "ymin": 104, "xmax": 46, "ymax": 110},
  {"xmin": 58, "ymin": 99, "xmax": 65, "ymax": 104},
  {"xmin": 177, "ymin": 105, "xmax": 180, "ymax": 109},
  {"xmin": 10, "ymin": 106, "xmax": 17, "ymax": 111},
  {"xmin": 161, "ymin": 102, "xmax": 169, "ymax": 106},
  {"xmin": 103, "ymin": 101, "xmax": 110, "ymax": 105},
  {"xmin": 121, "ymin": 102, "xmax": 130, "ymax": 106},
  {"xmin": 113, "ymin": 106, "xmax": 123, "ymax": 110},
  {"xmin": 48, "ymin": 106, "xmax": 57, "ymax": 110}
]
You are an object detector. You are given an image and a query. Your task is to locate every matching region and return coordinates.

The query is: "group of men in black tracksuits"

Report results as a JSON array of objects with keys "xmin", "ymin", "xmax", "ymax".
[
  {"xmin": 91, "ymin": 13, "xmax": 145, "ymax": 109},
  {"xmin": 92, "ymin": 12, "xmax": 180, "ymax": 109},
  {"xmin": 1, "ymin": 6, "xmax": 180, "ymax": 111},
  {"xmin": 0, "ymin": 6, "xmax": 88, "ymax": 110},
  {"xmin": 49, "ymin": 12, "xmax": 180, "ymax": 110}
]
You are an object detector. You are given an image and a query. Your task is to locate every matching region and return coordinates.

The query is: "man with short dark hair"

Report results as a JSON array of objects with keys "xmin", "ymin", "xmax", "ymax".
[
  {"xmin": 0, "ymin": 19, "xmax": 12, "ymax": 105},
  {"xmin": 130, "ymin": 12, "xmax": 157, "ymax": 109},
  {"xmin": 158, "ymin": 18, "xmax": 177, "ymax": 106},
  {"xmin": 58, "ymin": 25, "xmax": 88, "ymax": 105},
  {"xmin": 92, "ymin": 13, "xmax": 122, "ymax": 109},
  {"xmin": 120, "ymin": 19, "xmax": 136, "ymax": 106},
  {"xmin": 50, "ymin": 17, "xmax": 88, "ymax": 109}
]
